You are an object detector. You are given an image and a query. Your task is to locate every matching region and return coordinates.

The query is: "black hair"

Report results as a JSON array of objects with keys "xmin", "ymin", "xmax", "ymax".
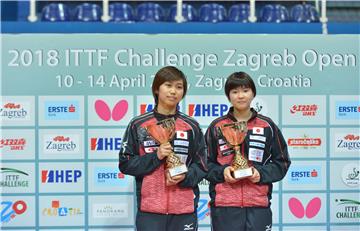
[
  {"xmin": 152, "ymin": 66, "xmax": 188, "ymax": 104},
  {"xmin": 224, "ymin": 72, "xmax": 256, "ymax": 100}
]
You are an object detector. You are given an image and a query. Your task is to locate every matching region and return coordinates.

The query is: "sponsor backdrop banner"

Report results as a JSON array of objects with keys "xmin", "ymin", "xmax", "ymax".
[{"xmin": 1, "ymin": 34, "xmax": 359, "ymax": 230}]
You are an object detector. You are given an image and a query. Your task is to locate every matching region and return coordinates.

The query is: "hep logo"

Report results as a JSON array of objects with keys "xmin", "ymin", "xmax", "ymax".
[
  {"xmin": 1, "ymin": 200, "xmax": 27, "ymax": 223},
  {"xmin": 95, "ymin": 99, "xmax": 128, "ymax": 121},
  {"xmin": 140, "ymin": 104, "xmax": 154, "ymax": 114},
  {"xmin": 41, "ymin": 170, "xmax": 82, "ymax": 183},
  {"xmin": 188, "ymin": 104, "xmax": 228, "ymax": 117},
  {"xmin": 90, "ymin": 137, "xmax": 122, "ymax": 151},
  {"xmin": 288, "ymin": 197, "xmax": 321, "ymax": 219},
  {"xmin": 197, "ymin": 199, "xmax": 210, "ymax": 221}
]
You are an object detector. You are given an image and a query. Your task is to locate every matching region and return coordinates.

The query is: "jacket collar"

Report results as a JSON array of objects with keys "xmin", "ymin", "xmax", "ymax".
[
  {"xmin": 153, "ymin": 105, "xmax": 179, "ymax": 121},
  {"xmin": 227, "ymin": 107, "xmax": 257, "ymax": 122}
]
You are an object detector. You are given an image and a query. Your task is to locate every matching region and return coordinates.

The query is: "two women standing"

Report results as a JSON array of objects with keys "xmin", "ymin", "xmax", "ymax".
[{"xmin": 119, "ymin": 66, "xmax": 290, "ymax": 231}]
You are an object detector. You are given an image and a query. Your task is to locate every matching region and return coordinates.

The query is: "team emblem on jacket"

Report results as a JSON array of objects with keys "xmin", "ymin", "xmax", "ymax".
[
  {"xmin": 248, "ymin": 147, "xmax": 264, "ymax": 162},
  {"xmin": 176, "ymin": 131, "xmax": 188, "ymax": 139},
  {"xmin": 144, "ymin": 147, "xmax": 157, "ymax": 153},
  {"xmin": 250, "ymin": 135, "xmax": 266, "ymax": 142},
  {"xmin": 252, "ymin": 127, "xmax": 264, "ymax": 135}
]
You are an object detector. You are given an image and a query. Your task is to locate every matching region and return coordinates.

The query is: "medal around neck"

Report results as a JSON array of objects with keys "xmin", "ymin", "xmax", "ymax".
[
  {"xmin": 146, "ymin": 118, "xmax": 188, "ymax": 177},
  {"xmin": 218, "ymin": 121, "xmax": 252, "ymax": 179}
]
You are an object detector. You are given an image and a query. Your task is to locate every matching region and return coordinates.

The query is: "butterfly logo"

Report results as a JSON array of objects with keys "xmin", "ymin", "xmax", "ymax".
[
  {"xmin": 94, "ymin": 99, "xmax": 128, "ymax": 121},
  {"xmin": 288, "ymin": 197, "xmax": 321, "ymax": 219}
]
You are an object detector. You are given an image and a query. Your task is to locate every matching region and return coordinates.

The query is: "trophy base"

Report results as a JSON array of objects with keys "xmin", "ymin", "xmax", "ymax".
[
  {"xmin": 169, "ymin": 164, "xmax": 188, "ymax": 177},
  {"xmin": 233, "ymin": 168, "xmax": 253, "ymax": 179}
]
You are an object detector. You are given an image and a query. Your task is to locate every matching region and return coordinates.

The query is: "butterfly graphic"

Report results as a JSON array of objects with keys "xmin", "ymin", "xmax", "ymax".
[
  {"xmin": 94, "ymin": 99, "xmax": 128, "ymax": 121},
  {"xmin": 288, "ymin": 197, "xmax": 321, "ymax": 219}
]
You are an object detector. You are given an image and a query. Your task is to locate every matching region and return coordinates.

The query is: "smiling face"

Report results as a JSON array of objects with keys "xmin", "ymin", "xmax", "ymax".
[
  {"xmin": 228, "ymin": 86, "xmax": 255, "ymax": 112},
  {"xmin": 151, "ymin": 66, "xmax": 188, "ymax": 112},
  {"xmin": 156, "ymin": 80, "xmax": 184, "ymax": 110},
  {"xmin": 224, "ymin": 72, "xmax": 257, "ymax": 114}
]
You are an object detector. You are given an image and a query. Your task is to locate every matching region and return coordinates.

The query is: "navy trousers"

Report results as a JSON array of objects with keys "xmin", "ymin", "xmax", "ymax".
[
  {"xmin": 136, "ymin": 211, "xmax": 198, "ymax": 231},
  {"xmin": 210, "ymin": 206, "xmax": 272, "ymax": 231}
]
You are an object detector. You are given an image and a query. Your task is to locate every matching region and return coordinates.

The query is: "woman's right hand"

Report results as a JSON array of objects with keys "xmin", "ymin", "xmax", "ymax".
[
  {"xmin": 223, "ymin": 166, "xmax": 239, "ymax": 184},
  {"xmin": 156, "ymin": 142, "xmax": 173, "ymax": 160}
]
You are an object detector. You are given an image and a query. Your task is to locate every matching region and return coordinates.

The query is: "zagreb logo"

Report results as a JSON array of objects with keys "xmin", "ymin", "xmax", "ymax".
[
  {"xmin": 289, "ymin": 166, "xmax": 320, "ymax": 184},
  {"xmin": 0, "ymin": 102, "xmax": 28, "ymax": 120},
  {"xmin": 334, "ymin": 198, "xmax": 360, "ymax": 219},
  {"xmin": 336, "ymin": 134, "xmax": 360, "ymax": 151},
  {"xmin": 188, "ymin": 104, "xmax": 229, "ymax": 117},
  {"xmin": 90, "ymin": 137, "xmax": 122, "ymax": 151},
  {"xmin": 41, "ymin": 170, "xmax": 82, "ymax": 183},
  {"xmin": 336, "ymin": 101, "xmax": 360, "ymax": 119},
  {"xmin": 0, "ymin": 138, "xmax": 26, "ymax": 150},
  {"xmin": 197, "ymin": 199, "xmax": 210, "ymax": 221},
  {"xmin": 0, "ymin": 167, "xmax": 29, "ymax": 188},
  {"xmin": 288, "ymin": 197, "xmax": 321, "ymax": 219},
  {"xmin": 42, "ymin": 200, "xmax": 82, "ymax": 217},
  {"xmin": 95, "ymin": 168, "xmax": 127, "ymax": 186},
  {"xmin": 288, "ymin": 135, "xmax": 321, "ymax": 149},
  {"xmin": 290, "ymin": 104, "xmax": 318, "ymax": 116},
  {"xmin": 140, "ymin": 104, "xmax": 155, "ymax": 114},
  {"xmin": 341, "ymin": 163, "xmax": 359, "ymax": 187},
  {"xmin": 1, "ymin": 200, "xmax": 27, "ymax": 223},
  {"xmin": 45, "ymin": 101, "xmax": 79, "ymax": 120},
  {"xmin": 95, "ymin": 99, "xmax": 128, "ymax": 121},
  {"xmin": 44, "ymin": 135, "xmax": 78, "ymax": 153}
]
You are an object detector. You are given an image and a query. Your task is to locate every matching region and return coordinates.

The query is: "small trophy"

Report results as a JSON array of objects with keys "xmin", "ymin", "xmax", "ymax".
[
  {"xmin": 218, "ymin": 121, "xmax": 252, "ymax": 179},
  {"xmin": 146, "ymin": 118, "xmax": 188, "ymax": 177}
]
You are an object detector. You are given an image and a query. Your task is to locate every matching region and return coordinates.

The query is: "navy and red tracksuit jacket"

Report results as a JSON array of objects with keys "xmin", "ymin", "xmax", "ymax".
[
  {"xmin": 119, "ymin": 109, "xmax": 207, "ymax": 214},
  {"xmin": 205, "ymin": 107, "xmax": 291, "ymax": 208}
]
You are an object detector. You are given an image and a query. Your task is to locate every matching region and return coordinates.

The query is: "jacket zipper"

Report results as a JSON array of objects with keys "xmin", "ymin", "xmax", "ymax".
[
  {"xmin": 241, "ymin": 182, "xmax": 244, "ymax": 207},
  {"xmin": 241, "ymin": 144, "xmax": 245, "ymax": 207},
  {"xmin": 165, "ymin": 165, "xmax": 169, "ymax": 214}
]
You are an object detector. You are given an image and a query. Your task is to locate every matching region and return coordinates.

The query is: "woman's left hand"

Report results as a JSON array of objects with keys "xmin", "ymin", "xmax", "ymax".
[
  {"xmin": 165, "ymin": 172, "xmax": 186, "ymax": 186},
  {"xmin": 248, "ymin": 167, "xmax": 260, "ymax": 183}
]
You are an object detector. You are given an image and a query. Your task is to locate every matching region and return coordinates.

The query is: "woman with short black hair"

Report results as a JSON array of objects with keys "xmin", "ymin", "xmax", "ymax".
[
  {"xmin": 119, "ymin": 66, "xmax": 207, "ymax": 231},
  {"xmin": 206, "ymin": 71, "xmax": 291, "ymax": 231}
]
